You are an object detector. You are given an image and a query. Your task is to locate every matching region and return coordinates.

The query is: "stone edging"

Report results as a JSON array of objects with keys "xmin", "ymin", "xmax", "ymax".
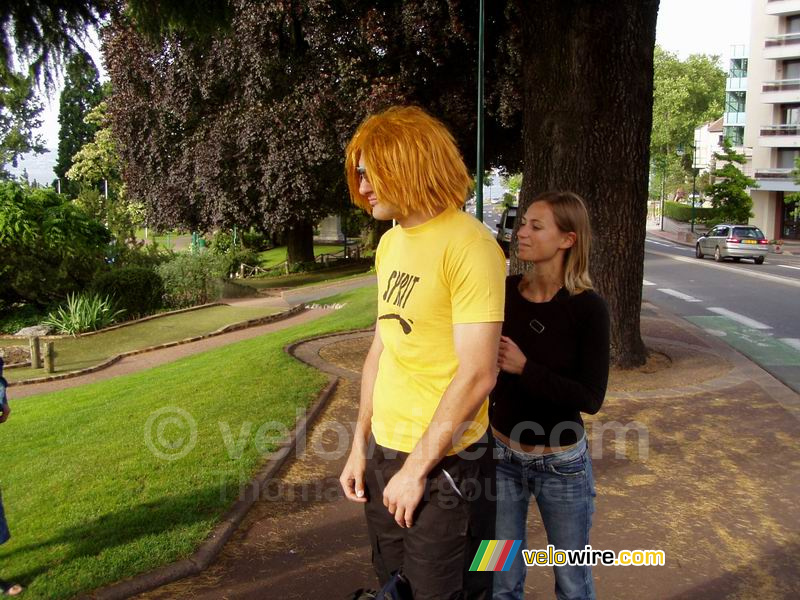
[
  {"xmin": 0, "ymin": 302, "xmax": 226, "ymax": 341},
  {"xmin": 84, "ymin": 329, "xmax": 368, "ymax": 600},
  {"xmin": 8, "ymin": 305, "xmax": 306, "ymax": 388}
]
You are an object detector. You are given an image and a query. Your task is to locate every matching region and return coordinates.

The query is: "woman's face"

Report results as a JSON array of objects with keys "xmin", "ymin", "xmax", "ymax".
[{"xmin": 516, "ymin": 201, "xmax": 575, "ymax": 264}]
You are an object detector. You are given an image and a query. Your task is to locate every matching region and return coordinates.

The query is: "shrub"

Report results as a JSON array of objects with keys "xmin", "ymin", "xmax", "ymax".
[
  {"xmin": 111, "ymin": 240, "xmax": 174, "ymax": 270},
  {"xmin": 221, "ymin": 248, "xmax": 260, "ymax": 278},
  {"xmin": 0, "ymin": 181, "xmax": 110, "ymax": 308},
  {"xmin": 91, "ymin": 267, "xmax": 165, "ymax": 319},
  {"xmin": 0, "ymin": 304, "xmax": 49, "ymax": 334},
  {"xmin": 242, "ymin": 228, "xmax": 271, "ymax": 251},
  {"xmin": 43, "ymin": 293, "xmax": 125, "ymax": 335},
  {"xmin": 156, "ymin": 252, "xmax": 226, "ymax": 308},
  {"xmin": 664, "ymin": 201, "xmax": 719, "ymax": 224},
  {"xmin": 209, "ymin": 230, "xmax": 234, "ymax": 254}
]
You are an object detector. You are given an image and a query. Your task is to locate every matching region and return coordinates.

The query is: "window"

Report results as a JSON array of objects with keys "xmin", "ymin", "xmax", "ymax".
[
  {"xmin": 778, "ymin": 149, "xmax": 800, "ymax": 169},
  {"xmin": 783, "ymin": 59, "xmax": 800, "ymax": 79},
  {"xmin": 782, "ymin": 104, "xmax": 800, "ymax": 124},
  {"xmin": 717, "ymin": 227, "xmax": 730, "ymax": 237},
  {"xmin": 725, "ymin": 91, "xmax": 746, "ymax": 113},
  {"xmin": 724, "ymin": 126, "xmax": 744, "ymax": 146},
  {"xmin": 787, "ymin": 15, "xmax": 800, "ymax": 34},
  {"xmin": 732, "ymin": 227, "xmax": 765, "ymax": 240},
  {"xmin": 729, "ymin": 58, "xmax": 748, "ymax": 78}
]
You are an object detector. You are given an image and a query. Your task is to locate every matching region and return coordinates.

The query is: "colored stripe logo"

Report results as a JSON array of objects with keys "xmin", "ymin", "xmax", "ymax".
[{"xmin": 469, "ymin": 540, "xmax": 522, "ymax": 572}]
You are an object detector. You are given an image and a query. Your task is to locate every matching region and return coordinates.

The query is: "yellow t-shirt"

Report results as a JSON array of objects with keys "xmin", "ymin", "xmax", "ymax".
[{"xmin": 372, "ymin": 207, "xmax": 506, "ymax": 454}]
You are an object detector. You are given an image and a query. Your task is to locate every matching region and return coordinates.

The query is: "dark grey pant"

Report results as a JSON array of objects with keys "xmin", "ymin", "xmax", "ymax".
[{"xmin": 363, "ymin": 433, "xmax": 497, "ymax": 600}]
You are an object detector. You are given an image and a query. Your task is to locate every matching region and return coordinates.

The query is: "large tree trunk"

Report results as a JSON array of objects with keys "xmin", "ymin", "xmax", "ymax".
[
  {"xmin": 511, "ymin": 0, "xmax": 659, "ymax": 368},
  {"xmin": 286, "ymin": 220, "xmax": 315, "ymax": 266},
  {"xmin": 363, "ymin": 219, "xmax": 393, "ymax": 251}
]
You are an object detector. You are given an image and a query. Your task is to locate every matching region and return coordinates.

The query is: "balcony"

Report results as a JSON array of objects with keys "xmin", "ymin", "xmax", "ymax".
[
  {"xmin": 759, "ymin": 125, "xmax": 800, "ymax": 147},
  {"xmin": 764, "ymin": 33, "xmax": 800, "ymax": 60},
  {"xmin": 766, "ymin": 0, "xmax": 800, "ymax": 16},
  {"xmin": 753, "ymin": 168, "xmax": 800, "ymax": 191},
  {"xmin": 761, "ymin": 79, "xmax": 800, "ymax": 103}
]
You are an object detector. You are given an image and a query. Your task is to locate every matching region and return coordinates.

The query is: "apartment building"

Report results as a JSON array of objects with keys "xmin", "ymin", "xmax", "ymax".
[{"xmin": 745, "ymin": 0, "xmax": 800, "ymax": 240}]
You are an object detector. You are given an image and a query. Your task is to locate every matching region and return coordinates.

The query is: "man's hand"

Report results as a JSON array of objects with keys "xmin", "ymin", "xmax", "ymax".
[
  {"xmin": 340, "ymin": 449, "xmax": 368, "ymax": 503},
  {"xmin": 0, "ymin": 402, "xmax": 9, "ymax": 424},
  {"xmin": 498, "ymin": 335, "xmax": 527, "ymax": 375},
  {"xmin": 383, "ymin": 465, "xmax": 426, "ymax": 528}
]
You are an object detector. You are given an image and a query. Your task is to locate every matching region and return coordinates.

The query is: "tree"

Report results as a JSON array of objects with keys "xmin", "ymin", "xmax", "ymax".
[
  {"xmin": 0, "ymin": 71, "xmax": 46, "ymax": 177},
  {"xmin": 0, "ymin": 180, "xmax": 110, "ymax": 308},
  {"xmin": 67, "ymin": 99, "xmax": 142, "ymax": 241},
  {"xmin": 1, "ymin": 1, "xmax": 234, "ymax": 87},
  {"xmin": 55, "ymin": 51, "xmax": 103, "ymax": 187},
  {"xmin": 103, "ymin": 1, "xmax": 519, "ymax": 266},
  {"xmin": 708, "ymin": 140, "xmax": 756, "ymax": 224},
  {"xmin": 505, "ymin": 0, "xmax": 660, "ymax": 368},
  {"xmin": 649, "ymin": 46, "xmax": 726, "ymax": 200}
]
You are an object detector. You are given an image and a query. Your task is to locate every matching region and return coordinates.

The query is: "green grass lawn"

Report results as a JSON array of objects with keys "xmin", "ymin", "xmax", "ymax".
[
  {"xmin": 0, "ymin": 305, "xmax": 282, "ymax": 383},
  {"xmin": 255, "ymin": 244, "xmax": 347, "ymax": 269},
  {"xmin": 242, "ymin": 262, "xmax": 374, "ymax": 290},
  {"xmin": 0, "ymin": 285, "xmax": 377, "ymax": 599}
]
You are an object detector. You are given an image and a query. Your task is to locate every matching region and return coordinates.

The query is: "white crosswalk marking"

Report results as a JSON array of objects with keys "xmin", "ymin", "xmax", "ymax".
[
  {"xmin": 658, "ymin": 288, "xmax": 701, "ymax": 302},
  {"xmin": 778, "ymin": 265, "xmax": 800, "ymax": 271},
  {"xmin": 779, "ymin": 338, "xmax": 800, "ymax": 352},
  {"xmin": 642, "ymin": 279, "xmax": 656, "ymax": 286},
  {"xmin": 707, "ymin": 307, "xmax": 772, "ymax": 330}
]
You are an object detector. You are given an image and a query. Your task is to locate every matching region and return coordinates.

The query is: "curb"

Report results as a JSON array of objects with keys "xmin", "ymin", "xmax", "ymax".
[
  {"xmin": 83, "ymin": 331, "xmax": 364, "ymax": 599},
  {"xmin": 8, "ymin": 306, "xmax": 306, "ymax": 388}
]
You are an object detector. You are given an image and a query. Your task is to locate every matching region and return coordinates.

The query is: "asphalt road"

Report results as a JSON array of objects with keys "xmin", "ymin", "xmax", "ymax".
[{"xmin": 643, "ymin": 233, "xmax": 800, "ymax": 394}]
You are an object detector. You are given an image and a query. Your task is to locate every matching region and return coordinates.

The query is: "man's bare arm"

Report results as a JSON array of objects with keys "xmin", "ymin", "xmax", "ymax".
[
  {"xmin": 340, "ymin": 323, "xmax": 383, "ymax": 502},
  {"xmin": 382, "ymin": 321, "xmax": 501, "ymax": 526}
]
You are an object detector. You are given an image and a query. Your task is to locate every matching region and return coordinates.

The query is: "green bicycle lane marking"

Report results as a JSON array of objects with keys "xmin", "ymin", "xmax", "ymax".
[{"xmin": 686, "ymin": 316, "xmax": 800, "ymax": 367}]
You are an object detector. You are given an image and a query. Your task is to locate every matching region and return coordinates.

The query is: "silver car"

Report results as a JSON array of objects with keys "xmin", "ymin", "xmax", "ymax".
[{"xmin": 695, "ymin": 224, "xmax": 769, "ymax": 264}]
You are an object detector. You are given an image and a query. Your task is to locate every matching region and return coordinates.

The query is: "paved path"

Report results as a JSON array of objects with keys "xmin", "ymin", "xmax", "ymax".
[{"xmin": 132, "ymin": 303, "xmax": 800, "ymax": 599}]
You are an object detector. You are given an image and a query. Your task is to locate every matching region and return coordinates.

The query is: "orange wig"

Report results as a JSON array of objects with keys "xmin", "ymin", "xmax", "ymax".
[{"xmin": 345, "ymin": 106, "xmax": 472, "ymax": 217}]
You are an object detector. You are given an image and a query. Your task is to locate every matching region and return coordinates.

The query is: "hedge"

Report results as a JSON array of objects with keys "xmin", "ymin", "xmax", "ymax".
[{"xmin": 664, "ymin": 201, "xmax": 719, "ymax": 224}]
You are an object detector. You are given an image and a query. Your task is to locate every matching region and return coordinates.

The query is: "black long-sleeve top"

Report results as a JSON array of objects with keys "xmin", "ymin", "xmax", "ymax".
[{"xmin": 489, "ymin": 275, "xmax": 610, "ymax": 447}]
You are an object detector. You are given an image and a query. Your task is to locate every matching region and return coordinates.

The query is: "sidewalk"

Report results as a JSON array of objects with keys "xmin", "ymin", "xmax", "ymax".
[{"xmin": 130, "ymin": 302, "xmax": 800, "ymax": 600}]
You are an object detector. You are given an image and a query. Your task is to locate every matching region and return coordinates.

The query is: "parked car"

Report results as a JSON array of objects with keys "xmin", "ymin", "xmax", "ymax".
[
  {"xmin": 495, "ymin": 206, "xmax": 517, "ymax": 256},
  {"xmin": 695, "ymin": 224, "xmax": 769, "ymax": 264}
]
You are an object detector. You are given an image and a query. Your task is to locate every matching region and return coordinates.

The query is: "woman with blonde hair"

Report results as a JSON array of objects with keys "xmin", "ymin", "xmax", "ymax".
[{"xmin": 490, "ymin": 191, "xmax": 610, "ymax": 600}]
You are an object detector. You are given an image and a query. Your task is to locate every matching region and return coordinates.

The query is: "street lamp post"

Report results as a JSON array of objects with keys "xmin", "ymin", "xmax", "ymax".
[{"xmin": 475, "ymin": 0, "xmax": 485, "ymax": 224}]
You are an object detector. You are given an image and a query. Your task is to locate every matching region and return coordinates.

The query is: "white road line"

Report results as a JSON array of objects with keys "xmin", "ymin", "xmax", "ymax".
[
  {"xmin": 642, "ymin": 279, "xmax": 656, "ymax": 286},
  {"xmin": 778, "ymin": 265, "xmax": 800, "ymax": 271},
  {"xmin": 646, "ymin": 249, "xmax": 800, "ymax": 289},
  {"xmin": 707, "ymin": 307, "xmax": 772, "ymax": 330},
  {"xmin": 657, "ymin": 288, "xmax": 701, "ymax": 302},
  {"xmin": 779, "ymin": 338, "xmax": 800, "ymax": 352},
  {"xmin": 646, "ymin": 239, "xmax": 675, "ymax": 247}
]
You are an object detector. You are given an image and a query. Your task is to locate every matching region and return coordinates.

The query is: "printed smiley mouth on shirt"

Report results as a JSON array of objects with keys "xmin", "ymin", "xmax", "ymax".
[{"xmin": 378, "ymin": 314, "xmax": 414, "ymax": 335}]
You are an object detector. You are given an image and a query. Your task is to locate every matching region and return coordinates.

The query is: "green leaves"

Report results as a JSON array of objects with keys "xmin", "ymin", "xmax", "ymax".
[
  {"xmin": 43, "ymin": 292, "xmax": 125, "ymax": 336},
  {"xmin": 0, "ymin": 180, "xmax": 111, "ymax": 306}
]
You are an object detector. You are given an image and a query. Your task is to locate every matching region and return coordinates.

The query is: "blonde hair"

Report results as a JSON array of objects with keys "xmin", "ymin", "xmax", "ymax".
[
  {"xmin": 345, "ymin": 106, "xmax": 472, "ymax": 217},
  {"xmin": 523, "ymin": 191, "xmax": 594, "ymax": 295}
]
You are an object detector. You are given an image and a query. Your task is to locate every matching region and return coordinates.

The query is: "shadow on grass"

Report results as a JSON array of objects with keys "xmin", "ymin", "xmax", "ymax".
[{"xmin": 5, "ymin": 485, "xmax": 227, "ymax": 585}]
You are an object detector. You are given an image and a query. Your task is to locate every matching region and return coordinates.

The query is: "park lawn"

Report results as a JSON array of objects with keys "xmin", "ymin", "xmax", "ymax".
[
  {"xmin": 243, "ymin": 262, "xmax": 374, "ymax": 290},
  {"xmin": 0, "ymin": 305, "xmax": 283, "ymax": 383},
  {"xmin": 0, "ymin": 285, "xmax": 377, "ymax": 599},
  {"xmin": 256, "ymin": 244, "xmax": 346, "ymax": 268}
]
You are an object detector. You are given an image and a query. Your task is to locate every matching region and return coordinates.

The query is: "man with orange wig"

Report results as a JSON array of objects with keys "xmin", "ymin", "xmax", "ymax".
[{"xmin": 339, "ymin": 106, "xmax": 506, "ymax": 599}]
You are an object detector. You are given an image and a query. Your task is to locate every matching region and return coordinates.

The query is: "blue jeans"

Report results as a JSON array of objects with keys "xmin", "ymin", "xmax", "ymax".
[{"xmin": 493, "ymin": 436, "xmax": 596, "ymax": 600}]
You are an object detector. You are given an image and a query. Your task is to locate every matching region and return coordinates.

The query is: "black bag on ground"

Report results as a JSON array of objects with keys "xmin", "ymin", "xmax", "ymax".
[{"xmin": 347, "ymin": 570, "xmax": 413, "ymax": 600}]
